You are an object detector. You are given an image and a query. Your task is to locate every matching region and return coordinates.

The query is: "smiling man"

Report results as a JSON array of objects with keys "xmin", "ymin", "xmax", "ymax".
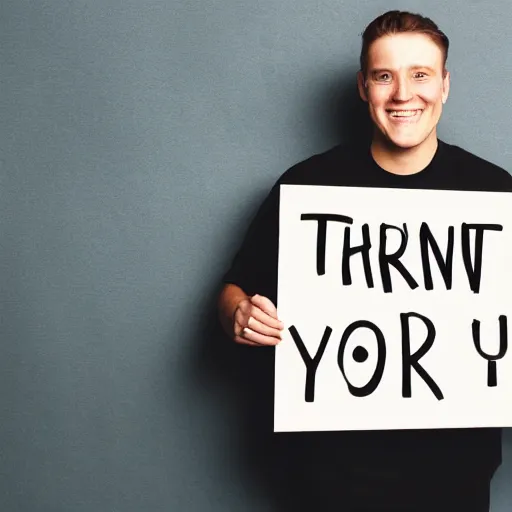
[
  {"xmin": 357, "ymin": 26, "xmax": 450, "ymax": 175},
  {"xmin": 363, "ymin": 45, "xmax": 446, "ymax": 147},
  {"xmin": 218, "ymin": 10, "xmax": 512, "ymax": 512}
]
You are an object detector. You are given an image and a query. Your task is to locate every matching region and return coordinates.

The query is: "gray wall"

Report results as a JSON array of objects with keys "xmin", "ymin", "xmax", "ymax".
[{"xmin": 1, "ymin": 0, "xmax": 510, "ymax": 510}]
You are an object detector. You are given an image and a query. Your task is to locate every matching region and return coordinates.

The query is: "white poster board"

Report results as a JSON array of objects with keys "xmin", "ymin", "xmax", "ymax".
[{"xmin": 275, "ymin": 185, "xmax": 512, "ymax": 432}]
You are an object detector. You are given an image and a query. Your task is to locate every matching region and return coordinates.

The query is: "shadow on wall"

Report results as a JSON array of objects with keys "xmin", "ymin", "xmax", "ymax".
[
  {"xmin": 188, "ymin": 70, "xmax": 372, "ymax": 510},
  {"xmin": 316, "ymin": 69, "xmax": 373, "ymax": 148}
]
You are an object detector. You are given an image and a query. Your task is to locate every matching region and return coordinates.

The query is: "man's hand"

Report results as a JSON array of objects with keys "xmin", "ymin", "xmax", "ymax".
[
  {"xmin": 218, "ymin": 284, "xmax": 284, "ymax": 345},
  {"xmin": 233, "ymin": 294, "xmax": 284, "ymax": 346}
]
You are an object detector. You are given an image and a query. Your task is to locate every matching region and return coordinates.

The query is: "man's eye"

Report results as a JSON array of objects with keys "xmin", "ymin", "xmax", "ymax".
[
  {"xmin": 376, "ymin": 73, "xmax": 391, "ymax": 82},
  {"xmin": 414, "ymin": 72, "xmax": 428, "ymax": 79}
]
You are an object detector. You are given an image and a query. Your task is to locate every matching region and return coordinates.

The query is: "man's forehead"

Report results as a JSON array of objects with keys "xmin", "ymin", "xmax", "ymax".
[{"xmin": 368, "ymin": 33, "xmax": 443, "ymax": 67}]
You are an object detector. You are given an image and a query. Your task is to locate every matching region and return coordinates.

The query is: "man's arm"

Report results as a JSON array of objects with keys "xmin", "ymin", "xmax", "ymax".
[{"xmin": 218, "ymin": 283, "xmax": 283, "ymax": 346}]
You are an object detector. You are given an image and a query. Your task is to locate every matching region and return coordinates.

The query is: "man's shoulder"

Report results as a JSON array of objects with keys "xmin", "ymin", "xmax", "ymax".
[
  {"xmin": 441, "ymin": 140, "xmax": 512, "ymax": 191},
  {"xmin": 276, "ymin": 143, "xmax": 366, "ymax": 187}
]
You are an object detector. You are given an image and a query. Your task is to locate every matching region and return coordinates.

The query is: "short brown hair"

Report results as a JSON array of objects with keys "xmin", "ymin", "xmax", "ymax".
[{"xmin": 360, "ymin": 10, "xmax": 449, "ymax": 77}]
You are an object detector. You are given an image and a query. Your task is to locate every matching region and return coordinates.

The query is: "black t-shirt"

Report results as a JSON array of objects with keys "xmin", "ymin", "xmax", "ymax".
[{"xmin": 223, "ymin": 139, "xmax": 512, "ymax": 477}]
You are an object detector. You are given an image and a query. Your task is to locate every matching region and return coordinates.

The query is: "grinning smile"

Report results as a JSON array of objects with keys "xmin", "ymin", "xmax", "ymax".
[
  {"xmin": 386, "ymin": 108, "xmax": 423, "ymax": 117},
  {"xmin": 386, "ymin": 109, "xmax": 424, "ymax": 121}
]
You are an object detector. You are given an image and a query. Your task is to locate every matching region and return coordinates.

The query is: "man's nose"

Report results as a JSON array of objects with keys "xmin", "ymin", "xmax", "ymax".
[{"xmin": 392, "ymin": 76, "xmax": 413, "ymax": 102}]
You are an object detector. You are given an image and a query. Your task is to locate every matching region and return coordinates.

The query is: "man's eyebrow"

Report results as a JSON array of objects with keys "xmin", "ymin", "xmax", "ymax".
[
  {"xmin": 369, "ymin": 68, "xmax": 391, "ymax": 75},
  {"xmin": 370, "ymin": 65, "xmax": 437, "ymax": 75},
  {"xmin": 410, "ymin": 65, "xmax": 436, "ymax": 72}
]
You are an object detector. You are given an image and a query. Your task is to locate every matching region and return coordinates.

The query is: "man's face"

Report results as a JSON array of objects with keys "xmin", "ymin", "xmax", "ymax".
[{"xmin": 357, "ymin": 33, "xmax": 450, "ymax": 150}]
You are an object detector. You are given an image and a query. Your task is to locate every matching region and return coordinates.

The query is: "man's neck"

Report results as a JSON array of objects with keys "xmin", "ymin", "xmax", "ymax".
[{"xmin": 371, "ymin": 133, "xmax": 439, "ymax": 176}]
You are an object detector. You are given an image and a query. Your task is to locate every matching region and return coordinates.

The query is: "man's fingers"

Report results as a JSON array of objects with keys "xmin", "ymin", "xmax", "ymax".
[
  {"xmin": 249, "ymin": 306, "xmax": 284, "ymax": 330},
  {"xmin": 247, "ymin": 316, "xmax": 282, "ymax": 339},
  {"xmin": 241, "ymin": 327, "xmax": 280, "ymax": 346},
  {"xmin": 232, "ymin": 295, "xmax": 284, "ymax": 346},
  {"xmin": 250, "ymin": 294, "xmax": 279, "ymax": 319}
]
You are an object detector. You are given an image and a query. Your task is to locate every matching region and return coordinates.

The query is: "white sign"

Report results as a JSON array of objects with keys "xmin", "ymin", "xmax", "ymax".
[{"xmin": 275, "ymin": 185, "xmax": 512, "ymax": 432}]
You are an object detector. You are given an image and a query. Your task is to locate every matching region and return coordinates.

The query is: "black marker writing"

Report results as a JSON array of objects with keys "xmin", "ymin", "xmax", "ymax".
[
  {"xmin": 301, "ymin": 214, "xmax": 353, "ymax": 276},
  {"xmin": 342, "ymin": 223, "xmax": 374, "ymax": 288},
  {"xmin": 337, "ymin": 320, "xmax": 386, "ymax": 397},
  {"xmin": 472, "ymin": 316, "xmax": 508, "ymax": 387},
  {"xmin": 401, "ymin": 312, "xmax": 444, "ymax": 400},
  {"xmin": 461, "ymin": 223, "xmax": 503, "ymax": 293},
  {"xmin": 420, "ymin": 223, "xmax": 454, "ymax": 290},
  {"xmin": 379, "ymin": 223, "xmax": 419, "ymax": 293},
  {"xmin": 300, "ymin": 215, "xmax": 505, "ymax": 294},
  {"xmin": 288, "ymin": 325, "xmax": 332, "ymax": 402}
]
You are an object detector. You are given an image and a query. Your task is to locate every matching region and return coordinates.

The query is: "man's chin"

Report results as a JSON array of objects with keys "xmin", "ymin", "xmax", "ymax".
[
  {"xmin": 390, "ymin": 140, "xmax": 420, "ymax": 150},
  {"xmin": 380, "ymin": 135, "xmax": 422, "ymax": 151}
]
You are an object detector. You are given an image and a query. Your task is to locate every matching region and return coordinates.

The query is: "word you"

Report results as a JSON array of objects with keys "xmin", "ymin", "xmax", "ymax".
[{"xmin": 289, "ymin": 313, "xmax": 508, "ymax": 402}]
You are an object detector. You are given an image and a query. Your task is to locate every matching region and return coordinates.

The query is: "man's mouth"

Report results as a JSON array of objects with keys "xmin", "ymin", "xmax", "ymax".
[{"xmin": 387, "ymin": 109, "xmax": 423, "ymax": 118}]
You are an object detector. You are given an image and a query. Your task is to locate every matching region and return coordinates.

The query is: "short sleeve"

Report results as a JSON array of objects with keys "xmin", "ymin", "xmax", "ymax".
[
  {"xmin": 222, "ymin": 183, "xmax": 280, "ymax": 305},
  {"xmin": 499, "ymin": 169, "xmax": 512, "ymax": 192}
]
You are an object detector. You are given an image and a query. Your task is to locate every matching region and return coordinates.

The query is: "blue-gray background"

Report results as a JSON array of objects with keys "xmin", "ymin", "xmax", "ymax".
[{"xmin": 1, "ymin": 0, "xmax": 510, "ymax": 510}]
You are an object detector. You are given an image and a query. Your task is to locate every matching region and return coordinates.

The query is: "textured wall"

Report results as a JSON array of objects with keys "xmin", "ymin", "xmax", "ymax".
[{"xmin": 0, "ymin": 0, "xmax": 510, "ymax": 510}]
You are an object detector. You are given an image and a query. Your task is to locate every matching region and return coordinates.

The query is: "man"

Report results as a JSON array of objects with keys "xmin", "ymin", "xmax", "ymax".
[{"xmin": 218, "ymin": 10, "xmax": 512, "ymax": 512}]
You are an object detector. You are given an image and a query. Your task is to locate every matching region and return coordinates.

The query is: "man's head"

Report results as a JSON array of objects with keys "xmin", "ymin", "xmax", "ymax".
[{"xmin": 357, "ymin": 11, "xmax": 450, "ymax": 151}]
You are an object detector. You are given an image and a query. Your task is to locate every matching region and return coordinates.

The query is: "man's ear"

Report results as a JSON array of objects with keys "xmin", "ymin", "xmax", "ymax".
[
  {"xmin": 442, "ymin": 70, "xmax": 450, "ymax": 104},
  {"xmin": 357, "ymin": 70, "xmax": 368, "ymax": 102}
]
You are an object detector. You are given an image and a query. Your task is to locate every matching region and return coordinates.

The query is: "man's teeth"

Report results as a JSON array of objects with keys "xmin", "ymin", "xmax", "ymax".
[{"xmin": 389, "ymin": 110, "xmax": 421, "ymax": 117}]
